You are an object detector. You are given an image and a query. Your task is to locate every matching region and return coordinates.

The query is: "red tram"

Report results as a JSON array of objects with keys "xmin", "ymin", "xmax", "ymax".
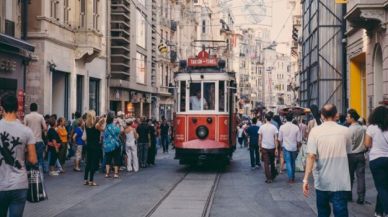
[{"xmin": 173, "ymin": 50, "xmax": 237, "ymax": 165}]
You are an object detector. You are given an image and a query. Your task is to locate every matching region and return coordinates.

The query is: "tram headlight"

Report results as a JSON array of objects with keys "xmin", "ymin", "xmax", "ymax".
[{"xmin": 196, "ymin": 125, "xmax": 209, "ymax": 139}]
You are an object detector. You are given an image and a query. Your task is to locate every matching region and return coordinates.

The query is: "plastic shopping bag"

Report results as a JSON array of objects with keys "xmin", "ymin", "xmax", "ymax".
[
  {"xmin": 295, "ymin": 142, "xmax": 307, "ymax": 172},
  {"xmin": 27, "ymin": 164, "xmax": 48, "ymax": 203}
]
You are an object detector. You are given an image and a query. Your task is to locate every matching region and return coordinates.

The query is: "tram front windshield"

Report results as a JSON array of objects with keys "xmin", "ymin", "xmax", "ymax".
[{"xmin": 178, "ymin": 81, "xmax": 228, "ymax": 112}]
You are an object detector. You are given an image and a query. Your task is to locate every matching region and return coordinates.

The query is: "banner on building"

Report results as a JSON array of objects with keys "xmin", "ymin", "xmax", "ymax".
[{"xmin": 17, "ymin": 89, "xmax": 24, "ymax": 119}]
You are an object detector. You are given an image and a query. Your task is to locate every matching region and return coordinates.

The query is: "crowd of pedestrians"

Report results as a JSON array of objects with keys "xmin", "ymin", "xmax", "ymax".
[
  {"xmin": 0, "ymin": 92, "xmax": 175, "ymax": 217},
  {"xmin": 238, "ymin": 103, "xmax": 388, "ymax": 217},
  {"xmin": 2, "ymin": 89, "xmax": 388, "ymax": 217}
]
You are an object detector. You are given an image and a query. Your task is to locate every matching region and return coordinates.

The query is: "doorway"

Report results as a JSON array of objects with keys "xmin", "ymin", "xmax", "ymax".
[
  {"xmin": 52, "ymin": 71, "xmax": 69, "ymax": 119},
  {"xmin": 350, "ymin": 53, "xmax": 367, "ymax": 119}
]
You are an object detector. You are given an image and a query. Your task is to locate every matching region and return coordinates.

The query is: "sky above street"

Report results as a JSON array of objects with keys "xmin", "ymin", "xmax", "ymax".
[{"xmin": 219, "ymin": 0, "xmax": 292, "ymax": 54}]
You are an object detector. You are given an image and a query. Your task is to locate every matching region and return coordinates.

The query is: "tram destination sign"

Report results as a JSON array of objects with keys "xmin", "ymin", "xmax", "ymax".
[{"xmin": 187, "ymin": 57, "xmax": 219, "ymax": 67}]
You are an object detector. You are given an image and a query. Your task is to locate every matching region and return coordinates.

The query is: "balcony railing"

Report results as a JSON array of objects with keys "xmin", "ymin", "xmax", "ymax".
[{"xmin": 5, "ymin": 20, "xmax": 15, "ymax": 37}]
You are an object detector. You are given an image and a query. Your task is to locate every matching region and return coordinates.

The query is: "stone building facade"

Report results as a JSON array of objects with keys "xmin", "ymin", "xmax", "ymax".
[
  {"xmin": 0, "ymin": 0, "xmax": 35, "ymax": 117},
  {"xmin": 26, "ymin": 0, "xmax": 107, "ymax": 118},
  {"xmin": 345, "ymin": 0, "xmax": 388, "ymax": 119}
]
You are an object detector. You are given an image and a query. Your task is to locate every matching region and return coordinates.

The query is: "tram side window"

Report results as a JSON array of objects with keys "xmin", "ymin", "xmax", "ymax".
[
  {"xmin": 180, "ymin": 81, "xmax": 186, "ymax": 112},
  {"xmin": 219, "ymin": 81, "xmax": 225, "ymax": 112},
  {"xmin": 204, "ymin": 82, "xmax": 215, "ymax": 110},
  {"xmin": 189, "ymin": 83, "xmax": 207, "ymax": 110}
]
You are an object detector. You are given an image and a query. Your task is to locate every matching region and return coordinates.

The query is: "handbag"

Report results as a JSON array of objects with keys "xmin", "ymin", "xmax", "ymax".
[{"xmin": 27, "ymin": 164, "xmax": 48, "ymax": 203}]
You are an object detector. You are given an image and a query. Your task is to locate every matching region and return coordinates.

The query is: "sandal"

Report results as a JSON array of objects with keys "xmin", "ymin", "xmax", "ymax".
[
  {"xmin": 89, "ymin": 182, "xmax": 98, "ymax": 186},
  {"xmin": 265, "ymin": 179, "xmax": 272, "ymax": 183},
  {"xmin": 114, "ymin": 173, "xmax": 121, "ymax": 179},
  {"xmin": 84, "ymin": 180, "xmax": 89, "ymax": 185},
  {"xmin": 105, "ymin": 173, "xmax": 111, "ymax": 178}
]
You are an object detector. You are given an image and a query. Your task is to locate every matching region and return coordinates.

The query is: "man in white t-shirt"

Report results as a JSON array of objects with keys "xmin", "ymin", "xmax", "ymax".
[
  {"xmin": 190, "ymin": 90, "xmax": 208, "ymax": 110},
  {"xmin": 258, "ymin": 113, "xmax": 279, "ymax": 183},
  {"xmin": 24, "ymin": 103, "xmax": 47, "ymax": 166},
  {"xmin": 278, "ymin": 113, "xmax": 301, "ymax": 183},
  {"xmin": 303, "ymin": 104, "xmax": 351, "ymax": 216}
]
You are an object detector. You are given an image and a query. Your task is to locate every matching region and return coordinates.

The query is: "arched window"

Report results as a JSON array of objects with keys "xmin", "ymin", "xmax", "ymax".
[{"xmin": 374, "ymin": 45, "xmax": 383, "ymax": 107}]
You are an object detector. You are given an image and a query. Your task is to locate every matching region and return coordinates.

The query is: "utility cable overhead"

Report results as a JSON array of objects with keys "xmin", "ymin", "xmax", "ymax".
[{"xmin": 129, "ymin": 0, "xmax": 182, "ymax": 60}]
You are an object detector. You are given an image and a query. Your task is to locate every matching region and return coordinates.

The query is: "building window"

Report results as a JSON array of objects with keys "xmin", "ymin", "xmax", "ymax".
[
  {"xmin": 159, "ymin": 65, "xmax": 163, "ymax": 86},
  {"xmin": 165, "ymin": 66, "xmax": 168, "ymax": 86},
  {"xmin": 165, "ymin": 3, "xmax": 168, "ymax": 18},
  {"xmin": 202, "ymin": 20, "xmax": 206, "ymax": 33},
  {"xmin": 160, "ymin": 0, "xmax": 163, "ymax": 17},
  {"xmin": 136, "ymin": 10, "xmax": 146, "ymax": 48},
  {"xmin": 136, "ymin": 53, "xmax": 146, "ymax": 84},
  {"xmin": 89, "ymin": 79, "xmax": 100, "ymax": 114},
  {"xmin": 76, "ymin": 75, "xmax": 84, "ymax": 114},
  {"xmin": 180, "ymin": 81, "xmax": 186, "ymax": 112},
  {"xmin": 64, "ymin": 0, "xmax": 70, "ymax": 25},
  {"xmin": 50, "ymin": 0, "xmax": 58, "ymax": 20},
  {"xmin": 93, "ymin": 0, "xmax": 99, "ymax": 30},
  {"xmin": 80, "ymin": 0, "xmax": 86, "ymax": 28}
]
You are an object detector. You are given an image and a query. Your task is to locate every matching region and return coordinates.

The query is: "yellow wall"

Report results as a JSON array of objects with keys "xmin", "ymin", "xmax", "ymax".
[{"xmin": 350, "ymin": 53, "xmax": 366, "ymax": 118}]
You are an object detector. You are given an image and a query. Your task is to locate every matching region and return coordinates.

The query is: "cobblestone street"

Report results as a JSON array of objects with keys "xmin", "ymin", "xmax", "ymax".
[{"xmin": 24, "ymin": 147, "xmax": 377, "ymax": 217}]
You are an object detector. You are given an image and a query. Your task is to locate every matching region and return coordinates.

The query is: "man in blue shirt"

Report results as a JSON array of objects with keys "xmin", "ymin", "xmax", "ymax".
[{"xmin": 245, "ymin": 118, "xmax": 261, "ymax": 170}]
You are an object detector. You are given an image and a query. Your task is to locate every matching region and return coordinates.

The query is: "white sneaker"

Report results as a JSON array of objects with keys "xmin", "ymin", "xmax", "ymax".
[
  {"xmin": 251, "ymin": 167, "xmax": 255, "ymax": 170},
  {"xmin": 127, "ymin": 169, "xmax": 133, "ymax": 172},
  {"xmin": 49, "ymin": 171, "xmax": 59, "ymax": 176}
]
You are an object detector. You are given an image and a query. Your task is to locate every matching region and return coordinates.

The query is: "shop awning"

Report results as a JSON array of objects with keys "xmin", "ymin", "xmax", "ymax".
[{"xmin": 0, "ymin": 33, "xmax": 35, "ymax": 52}]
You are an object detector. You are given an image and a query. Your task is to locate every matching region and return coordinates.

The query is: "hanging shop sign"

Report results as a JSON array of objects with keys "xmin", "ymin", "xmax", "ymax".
[{"xmin": 0, "ymin": 58, "xmax": 17, "ymax": 72}]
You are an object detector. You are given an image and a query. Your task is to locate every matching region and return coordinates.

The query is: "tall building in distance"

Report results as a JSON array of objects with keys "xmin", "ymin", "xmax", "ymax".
[{"xmin": 108, "ymin": 0, "xmax": 157, "ymax": 118}]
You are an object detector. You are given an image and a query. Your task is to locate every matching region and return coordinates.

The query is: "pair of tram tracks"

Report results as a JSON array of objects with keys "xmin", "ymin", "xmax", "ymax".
[{"xmin": 145, "ymin": 168, "xmax": 222, "ymax": 217}]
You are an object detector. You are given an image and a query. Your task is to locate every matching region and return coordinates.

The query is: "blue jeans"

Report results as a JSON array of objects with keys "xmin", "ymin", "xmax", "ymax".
[
  {"xmin": 370, "ymin": 157, "xmax": 388, "ymax": 214},
  {"xmin": 316, "ymin": 190, "xmax": 348, "ymax": 217},
  {"xmin": 35, "ymin": 142, "xmax": 44, "ymax": 166},
  {"xmin": 0, "ymin": 189, "xmax": 28, "ymax": 217},
  {"xmin": 249, "ymin": 144, "xmax": 260, "ymax": 167},
  {"xmin": 138, "ymin": 143, "xmax": 149, "ymax": 166},
  {"xmin": 283, "ymin": 147, "xmax": 297, "ymax": 180},
  {"xmin": 161, "ymin": 135, "xmax": 169, "ymax": 152},
  {"xmin": 155, "ymin": 137, "xmax": 160, "ymax": 155}
]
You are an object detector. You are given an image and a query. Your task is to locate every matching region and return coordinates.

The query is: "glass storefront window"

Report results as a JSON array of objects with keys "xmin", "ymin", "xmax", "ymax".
[
  {"xmin": 204, "ymin": 82, "xmax": 215, "ymax": 110},
  {"xmin": 89, "ymin": 79, "xmax": 100, "ymax": 115}
]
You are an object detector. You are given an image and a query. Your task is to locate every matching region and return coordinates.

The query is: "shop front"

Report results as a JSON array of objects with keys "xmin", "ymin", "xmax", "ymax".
[{"xmin": 0, "ymin": 33, "xmax": 35, "ymax": 116}]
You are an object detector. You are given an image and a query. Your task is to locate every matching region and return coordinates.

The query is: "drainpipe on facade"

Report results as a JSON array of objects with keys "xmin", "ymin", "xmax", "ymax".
[
  {"xmin": 106, "ymin": 0, "xmax": 111, "ymax": 113},
  {"xmin": 342, "ymin": 4, "xmax": 347, "ymax": 114},
  {"xmin": 22, "ymin": 0, "xmax": 29, "ymax": 115}
]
